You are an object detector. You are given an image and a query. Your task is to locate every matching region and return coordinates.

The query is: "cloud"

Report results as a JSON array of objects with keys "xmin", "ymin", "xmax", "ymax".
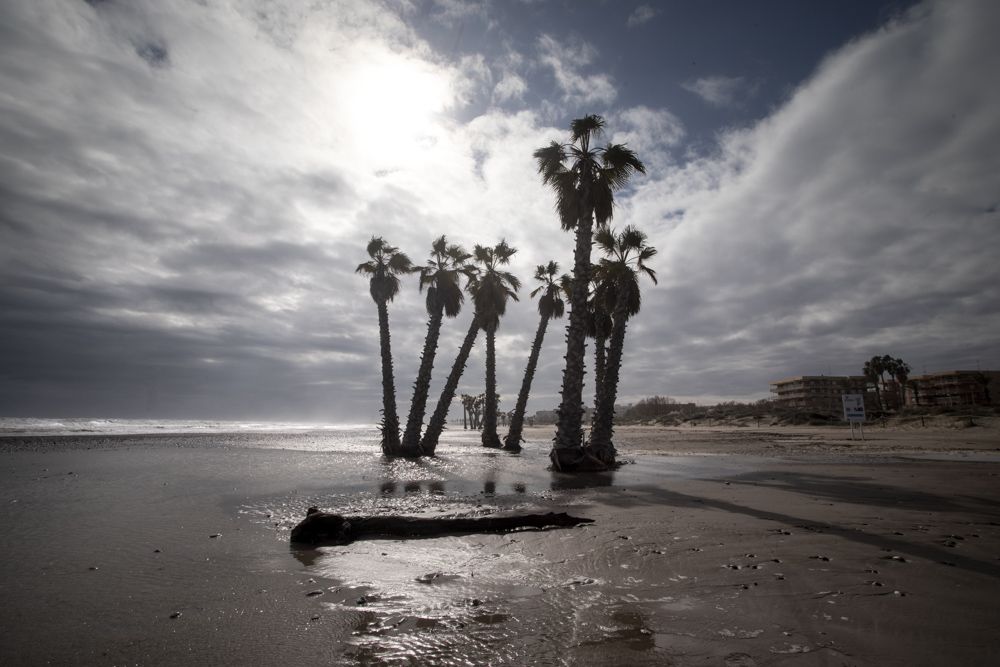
[
  {"xmin": 536, "ymin": 33, "xmax": 617, "ymax": 107},
  {"xmin": 0, "ymin": 0, "xmax": 583, "ymax": 421},
  {"xmin": 493, "ymin": 71, "xmax": 528, "ymax": 103},
  {"xmin": 682, "ymin": 75, "xmax": 750, "ymax": 107},
  {"xmin": 627, "ymin": 5, "xmax": 659, "ymax": 28},
  {"xmin": 611, "ymin": 105, "xmax": 685, "ymax": 169},
  {"xmin": 623, "ymin": 0, "xmax": 1000, "ymax": 402},
  {"xmin": 1, "ymin": 0, "xmax": 997, "ymax": 423}
]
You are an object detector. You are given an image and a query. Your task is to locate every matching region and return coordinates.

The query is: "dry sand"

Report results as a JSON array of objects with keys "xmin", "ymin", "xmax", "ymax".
[{"xmin": 1, "ymin": 423, "xmax": 999, "ymax": 666}]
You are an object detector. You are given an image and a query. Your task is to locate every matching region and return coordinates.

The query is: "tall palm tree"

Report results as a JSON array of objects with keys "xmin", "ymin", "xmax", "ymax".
[
  {"xmin": 355, "ymin": 236, "xmax": 413, "ymax": 456},
  {"xmin": 401, "ymin": 236, "xmax": 473, "ymax": 452},
  {"xmin": 503, "ymin": 261, "xmax": 568, "ymax": 451},
  {"xmin": 534, "ymin": 114, "xmax": 645, "ymax": 471},
  {"xmin": 420, "ymin": 272, "xmax": 482, "ymax": 455},
  {"xmin": 588, "ymin": 226, "xmax": 657, "ymax": 465},
  {"xmin": 471, "ymin": 241, "xmax": 520, "ymax": 448}
]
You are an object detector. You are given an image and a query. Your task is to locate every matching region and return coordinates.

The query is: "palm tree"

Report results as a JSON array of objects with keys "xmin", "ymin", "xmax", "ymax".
[
  {"xmin": 461, "ymin": 393, "xmax": 472, "ymax": 429},
  {"xmin": 355, "ymin": 237, "xmax": 413, "ymax": 456},
  {"xmin": 534, "ymin": 114, "xmax": 645, "ymax": 471},
  {"xmin": 587, "ymin": 276, "xmax": 613, "ymax": 434},
  {"xmin": 890, "ymin": 358, "xmax": 911, "ymax": 409},
  {"xmin": 863, "ymin": 356, "xmax": 886, "ymax": 413},
  {"xmin": 471, "ymin": 241, "xmax": 521, "ymax": 448},
  {"xmin": 588, "ymin": 226, "xmax": 657, "ymax": 465},
  {"xmin": 503, "ymin": 261, "xmax": 568, "ymax": 451},
  {"xmin": 420, "ymin": 271, "xmax": 482, "ymax": 455},
  {"xmin": 401, "ymin": 236, "xmax": 473, "ymax": 452}
]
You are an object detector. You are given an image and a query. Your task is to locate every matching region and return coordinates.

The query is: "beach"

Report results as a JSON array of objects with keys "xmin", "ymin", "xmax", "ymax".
[{"xmin": 2, "ymin": 422, "xmax": 999, "ymax": 665}]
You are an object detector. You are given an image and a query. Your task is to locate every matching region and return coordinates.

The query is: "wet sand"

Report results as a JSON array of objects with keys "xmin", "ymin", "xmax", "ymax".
[{"xmin": 2, "ymin": 425, "xmax": 999, "ymax": 665}]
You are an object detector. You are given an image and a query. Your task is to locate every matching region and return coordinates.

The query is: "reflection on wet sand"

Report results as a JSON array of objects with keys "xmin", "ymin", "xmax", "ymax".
[
  {"xmin": 255, "ymin": 448, "xmax": 1000, "ymax": 666},
  {"xmin": 550, "ymin": 469, "xmax": 616, "ymax": 490}
]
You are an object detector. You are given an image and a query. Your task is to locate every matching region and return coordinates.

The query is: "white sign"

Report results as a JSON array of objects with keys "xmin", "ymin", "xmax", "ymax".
[{"xmin": 842, "ymin": 394, "xmax": 866, "ymax": 422}]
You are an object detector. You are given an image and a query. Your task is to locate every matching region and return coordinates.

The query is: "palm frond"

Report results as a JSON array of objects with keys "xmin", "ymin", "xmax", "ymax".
[
  {"xmin": 600, "ymin": 143, "xmax": 647, "ymax": 186},
  {"xmin": 533, "ymin": 142, "xmax": 568, "ymax": 185},
  {"xmin": 594, "ymin": 228, "xmax": 616, "ymax": 254},
  {"xmin": 570, "ymin": 114, "xmax": 605, "ymax": 149}
]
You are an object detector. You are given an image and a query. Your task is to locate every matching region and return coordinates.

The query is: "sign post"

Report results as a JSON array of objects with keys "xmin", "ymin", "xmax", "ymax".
[{"xmin": 842, "ymin": 394, "xmax": 866, "ymax": 441}]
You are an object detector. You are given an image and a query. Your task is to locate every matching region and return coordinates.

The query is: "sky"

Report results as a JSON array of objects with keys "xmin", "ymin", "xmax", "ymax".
[{"xmin": 1, "ymin": 0, "xmax": 998, "ymax": 423}]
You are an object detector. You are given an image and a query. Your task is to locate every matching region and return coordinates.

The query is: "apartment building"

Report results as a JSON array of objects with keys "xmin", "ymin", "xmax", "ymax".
[
  {"xmin": 905, "ymin": 370, "xmax": 997, "ymax": 407},
  {"xmin": 769, "ymin": 375, "xmax": 873, "ymax": 415}
]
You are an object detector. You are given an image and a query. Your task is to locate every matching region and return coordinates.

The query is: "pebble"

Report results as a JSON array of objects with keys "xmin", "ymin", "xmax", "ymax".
[
  {"xmin": 306, "ymin": 590, "xmax": 324, "ymax": 597},
  {"xmin": 169, "ymin": 612, "xmax": 181, "ymax": 619},
  {"xmin": 209, "ymin": 534, "xmax": 221, "ymax": 539}
]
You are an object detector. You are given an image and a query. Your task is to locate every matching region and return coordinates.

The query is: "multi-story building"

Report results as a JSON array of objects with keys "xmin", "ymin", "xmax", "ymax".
[
  {"xmin": 905, "ymin": 371, "xmax": 997, "ymax": 407},
  {"xmin": 769, "ymin": 375, "xmax": 873, "ymax": 415}
]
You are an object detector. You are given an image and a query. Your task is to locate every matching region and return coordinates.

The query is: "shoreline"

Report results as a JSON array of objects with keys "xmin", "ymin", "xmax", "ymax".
[{"xmin": 2, "ymin": 427, "xmax": 999, "ymax": 665}]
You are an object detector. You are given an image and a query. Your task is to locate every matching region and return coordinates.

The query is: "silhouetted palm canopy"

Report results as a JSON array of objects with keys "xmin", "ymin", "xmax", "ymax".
[
  {"xmin": 530, "ymin": 261, "xmax": 567, "ymax": 321},
  {"xmin": 593, "ymin": 225, "xmax": 658, "ymax": 319},
  {"xmin": 471, "ymin": 241, "xmax": 520, "ymax": 331},
  {"xmin": 534, "ymin": 114, "xmax": 645, "ymax": 470},
  {"xmin": 355, "ymin": 236, "xmax": 413, "ymax": 455},
  {"xmin": 534, "ymin": 115, "xmax": 646, "ymax": 232},
  {"xmin": 472, "ymin": 240, "xmax": 520, "ymax": 449},
  {"xmin": 356, "ymin": 237, "xmax": 412, "ymax": 305},
  {"xmin": 417, "ymin": 236, "xmax": 473, "ymax": 317}
]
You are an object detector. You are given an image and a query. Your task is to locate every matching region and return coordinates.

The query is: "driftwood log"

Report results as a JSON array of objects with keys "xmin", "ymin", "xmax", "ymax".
[{"xmin": 290, "ymin": 506, "xmax": 594, "ymax": 545}]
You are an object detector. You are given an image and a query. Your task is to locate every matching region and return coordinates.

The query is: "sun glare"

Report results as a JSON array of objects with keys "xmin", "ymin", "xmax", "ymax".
[{"xmin": 341, "ymin": 55, "xmax": 453, "ymax": 165}]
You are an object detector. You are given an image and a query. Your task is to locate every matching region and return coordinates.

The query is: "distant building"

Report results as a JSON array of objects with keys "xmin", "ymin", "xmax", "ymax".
[
  {"xmin": 769, "ymin": 375, "xmax": 872, "ymax": 415},
  {"xmin": 905, "ymin": 371, "xmax": 998, "ymax": 407}
]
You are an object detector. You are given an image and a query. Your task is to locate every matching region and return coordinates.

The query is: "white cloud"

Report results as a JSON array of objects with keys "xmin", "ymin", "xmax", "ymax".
[
  {"xmin": 536, "ymin": 33, "xmax": 617, "ymax": 107},
  {"xmin": 627, "ymin": 5, "xmax": 659, "ymax": 28},
  {"xmin": 624, "ymin": 0, "xmax": 1000, "ymax": 400},
  {"xmin": 610, "ymin": 105, "xmax": 685, "ymax": 170},
  {"xmin": 682, "ymin": 75, "xmax": 749, "ymax": 107},
  {"xmin": 0, "ymin": 0, "xmax": 570, "ymax": 420},
  {"xmin": 493, "ymin": 71, "xmax": 528, "ymax": 103}
]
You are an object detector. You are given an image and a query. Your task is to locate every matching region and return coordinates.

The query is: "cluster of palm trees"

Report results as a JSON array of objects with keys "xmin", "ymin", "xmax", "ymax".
[
  {"xmin": 862, "ymin": 355, "xmax": 911, "ymax": 412},
  {"xmin": 462, "ymin": 394, "xmax": 516, "ymax": 430},
  {"xmin": 357, "ymin": 114, "xmax": 654, "ymax": 471},
  {"xmin": 357, "ymin": 235, "xmax": 530, "ymax": 457}
]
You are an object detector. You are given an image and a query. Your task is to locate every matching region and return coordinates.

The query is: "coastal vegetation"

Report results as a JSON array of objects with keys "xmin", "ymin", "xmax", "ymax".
[
  {"xmin": 503, "ymin": 262, "xmax": 568, "ymax": 451},
  {"xmin": 533, "ymin": 114, "xmax": 646, "ymax": 471},
  {"xmin": 588, "ymin": 226, "xmax": 658, "ymax": 465},
  {"xmin": 355, "ymin": 237, "xmax": 413, "ymax": 456},
  {"xmin": 401, "ymin": 237, "xmax": 474, "ymax": 453},
  {"xmin": 470, "ymin": 241, "xmax": 521, "ymax": 449},
  {"xmin": 357, "ymin": 113, "xmax": 653, "ymax": 470}
]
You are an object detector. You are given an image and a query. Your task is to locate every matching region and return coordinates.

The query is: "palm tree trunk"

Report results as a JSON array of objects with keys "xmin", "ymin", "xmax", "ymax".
[
  {"xmin": 401, "ymin": 306, "xmax": 444, "ymax": 453},
  {"xmin": 504, "ymin": 313, "xmax": 550, "ymax": 451},
  {"xmin": 590, "ymin": 333, "xmax": 608, "ymax": 435},
  {"xmin": 462, "ymin": 402, "xmax": 468, "ymax": 429},
  {"xmin": 482, "ymin": 325, "xmax": 502, "ymax": 448},
  {"xmin": 376, "ymin": 300, "xmax": 402, "ymax": 455},
  {"xmin": 421, "ymin": 315, "xmax": 480, "ymax": 455},
  {"xmin": 552, "ymin": 192, "xmax": 605, "ymax": 471},
  {"xmin": 588, "ymin": 297, "xmax": 629, "ymax": 466}
]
